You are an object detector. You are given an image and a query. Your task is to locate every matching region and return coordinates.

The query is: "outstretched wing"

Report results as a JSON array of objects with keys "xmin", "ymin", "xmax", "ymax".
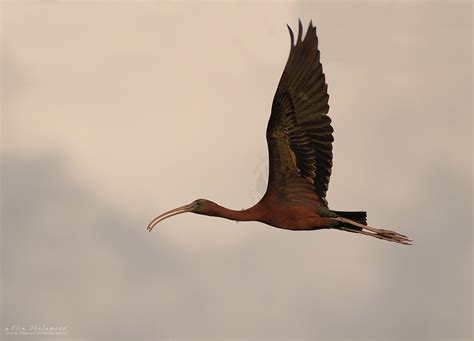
[{"xmin": 266, "ymin": 20, "xmax": 333, "ymax": 208}]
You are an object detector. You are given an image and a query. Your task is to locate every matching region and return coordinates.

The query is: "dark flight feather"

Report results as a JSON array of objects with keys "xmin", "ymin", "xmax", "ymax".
[{"xmin": 266, "ymin": 20, "xmax": 333, "ymax": 208}]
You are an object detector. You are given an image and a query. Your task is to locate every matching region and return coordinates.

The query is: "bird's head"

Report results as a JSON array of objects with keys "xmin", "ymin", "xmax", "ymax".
[{"xmin": 147, "ymin": 199, "xmax": 215, "ymax": 231}]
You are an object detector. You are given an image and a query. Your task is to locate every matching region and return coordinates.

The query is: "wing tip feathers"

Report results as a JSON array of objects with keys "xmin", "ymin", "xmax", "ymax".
[
  {"xmin": 297, "ymin": 18, "xmax": 303, "ymax": 43},
  {"xmin": 287, "ymin": 24, "xmax": 295, "ymax": 47},
  {"xmin": 287, "ymin": 19, "xmax": 317, "ymax": 48}
]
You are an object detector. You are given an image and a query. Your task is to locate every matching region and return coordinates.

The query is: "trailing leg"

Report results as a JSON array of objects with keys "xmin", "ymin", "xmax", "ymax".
[{"xmin": 331, "ymin": 217, "xmax": 412, "ymax": 245}]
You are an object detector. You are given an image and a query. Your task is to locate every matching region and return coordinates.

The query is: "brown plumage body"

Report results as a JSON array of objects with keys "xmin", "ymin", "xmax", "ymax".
[
  {"xmin": 147, "ymin": 20, "xmax": 412, "ymax": 245},
  {"xmin": 197, "ymin": 189, "xmax": 338, "ymax": 231}
]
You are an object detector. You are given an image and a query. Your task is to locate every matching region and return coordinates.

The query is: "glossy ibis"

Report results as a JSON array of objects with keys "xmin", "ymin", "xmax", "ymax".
[{"xmin": 147, "ymin": 20, "xmax": 411, "ymax": 245}]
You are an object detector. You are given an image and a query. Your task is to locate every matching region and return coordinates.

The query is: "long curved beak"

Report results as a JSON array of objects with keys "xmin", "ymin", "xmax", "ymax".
[{"xmin": 147, "ymin": 203, "xmax": 194, "ymax": 232}]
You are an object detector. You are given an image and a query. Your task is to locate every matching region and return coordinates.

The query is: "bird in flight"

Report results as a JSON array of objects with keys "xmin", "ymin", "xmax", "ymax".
[{"xmin": 147, "ymin": 20, "xmax": 411, "ymax": 245}]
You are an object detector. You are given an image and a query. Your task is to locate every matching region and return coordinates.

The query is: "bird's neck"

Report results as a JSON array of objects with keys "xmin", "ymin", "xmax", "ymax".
[{"xmin": 204, "ymin": 202, "xmax": 262, "ymax": 222}]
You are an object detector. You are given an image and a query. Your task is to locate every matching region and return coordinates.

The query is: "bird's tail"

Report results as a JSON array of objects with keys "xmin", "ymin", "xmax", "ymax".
[
  {"xmin": 331, "ymin": 210, "xmax": 367, "ymax": 226},
  {"xmin": 330, "ymin": 215, "xmax": 412, "ymax": 245}
]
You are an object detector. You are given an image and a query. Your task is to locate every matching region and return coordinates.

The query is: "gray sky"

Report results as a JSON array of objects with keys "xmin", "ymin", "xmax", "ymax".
[{"xmin": 1, "ymin": 1, "xmax": 472, "ymax": 340}]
